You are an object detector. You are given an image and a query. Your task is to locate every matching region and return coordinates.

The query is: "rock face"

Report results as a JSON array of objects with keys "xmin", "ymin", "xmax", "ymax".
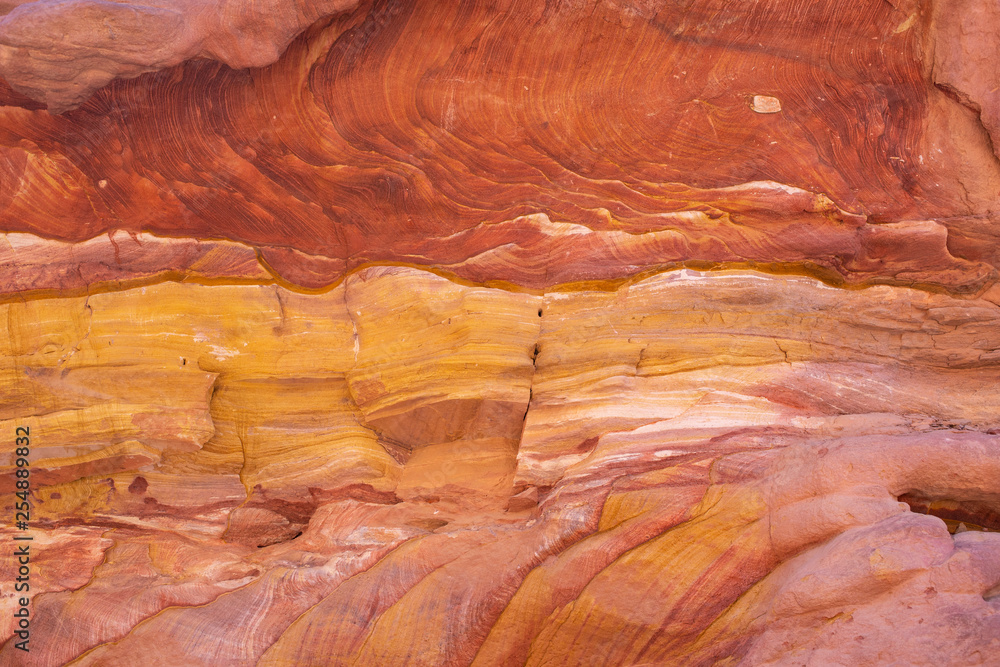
[
  {"xmin": 0, "ymin": 0, "xmax": 361, "ymax": 112},
  {"xmin": 1, "ymin": 1, "xmax": 999, "ymax": 666}
]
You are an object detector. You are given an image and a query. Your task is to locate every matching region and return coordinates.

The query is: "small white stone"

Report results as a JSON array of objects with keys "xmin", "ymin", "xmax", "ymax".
[{"xmin": 751, "ymin": 95, "xmax": 782, "ymax": 114}]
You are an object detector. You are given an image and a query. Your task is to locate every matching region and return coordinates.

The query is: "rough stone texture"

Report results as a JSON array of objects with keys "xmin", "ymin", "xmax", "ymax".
[
  {"xmin": 931, "ymin": 0, "xmax": 1000, "ymax": 161},
  {"xmin": 0, "ymin": 0, "xmax": 999, "ymax": 665},
  {"xmin": 0, "ymin": 0, "xmax": 360, "ymax": 112}
]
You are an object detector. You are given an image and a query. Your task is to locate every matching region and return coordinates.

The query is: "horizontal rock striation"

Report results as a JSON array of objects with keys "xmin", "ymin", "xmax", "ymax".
[
  {"xmin": 1, "ymin": 268, "xmax": 999, "ymax": 664},
  {"xmin": 0, "ymin": 0, "xmax": 999, "ymax": 665}
]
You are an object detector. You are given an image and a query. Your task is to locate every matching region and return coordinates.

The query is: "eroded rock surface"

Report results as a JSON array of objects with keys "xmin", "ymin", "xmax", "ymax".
[
  {"xmin": 0, "ymin": 0, "xmax": 360, "ymax": 112},
  {"xmin": 1, "ymin": 269, "xmax": 998, "ymax": 665},
  {"xmin": 0, "ymin": 0, "xmax": 999, "ymax": 665}
]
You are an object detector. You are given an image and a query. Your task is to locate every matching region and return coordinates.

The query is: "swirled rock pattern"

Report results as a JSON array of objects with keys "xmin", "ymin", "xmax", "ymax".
[
  {"xmin": 1, "ymin": 0, "xmax": 999, "ymax": 665},
  {"xmin": 0, "ymin": 0, "xmax": 998, "ymax": 294}
]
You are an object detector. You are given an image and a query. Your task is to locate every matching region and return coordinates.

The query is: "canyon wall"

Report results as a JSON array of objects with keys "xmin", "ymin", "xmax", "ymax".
[{"xmin": 0, "ymin": 0, "xmax": 998, "ymax": 665}]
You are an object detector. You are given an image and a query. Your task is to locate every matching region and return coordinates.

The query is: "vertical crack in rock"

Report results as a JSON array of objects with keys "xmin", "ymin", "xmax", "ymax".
[
  {"xmin": 341, "ymin": 274, "xmax": 379, "ymax": 441},
  {"xmin": 519, "ymin": 316, "xmax": 542, "ymax": 451},
  {"xmin": 234, "ymin": 427, "xmax": 251, "ymax": 499}
]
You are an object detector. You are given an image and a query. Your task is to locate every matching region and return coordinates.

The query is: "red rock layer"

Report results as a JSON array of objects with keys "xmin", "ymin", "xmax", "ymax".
[{"xmin": 0, "ymin": 0, "xmax": 997, "ymax": 294}]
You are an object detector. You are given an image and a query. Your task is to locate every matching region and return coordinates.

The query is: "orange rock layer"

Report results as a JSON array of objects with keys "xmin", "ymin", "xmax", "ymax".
[{"xmin": 1, "ymin": 269, "xmax": 999, "ymax": 665}]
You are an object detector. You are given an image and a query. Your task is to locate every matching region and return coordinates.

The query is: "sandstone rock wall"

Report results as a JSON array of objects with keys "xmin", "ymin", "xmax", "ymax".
[{"xmin": 0, "ymin": 0, "xmax": 998, "ymax": 665}]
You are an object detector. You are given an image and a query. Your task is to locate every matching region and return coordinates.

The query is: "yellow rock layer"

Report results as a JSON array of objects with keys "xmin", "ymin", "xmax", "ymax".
[{"xmin": 1, "ymin": 267, "xmax": 999, "ymax": 665}]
